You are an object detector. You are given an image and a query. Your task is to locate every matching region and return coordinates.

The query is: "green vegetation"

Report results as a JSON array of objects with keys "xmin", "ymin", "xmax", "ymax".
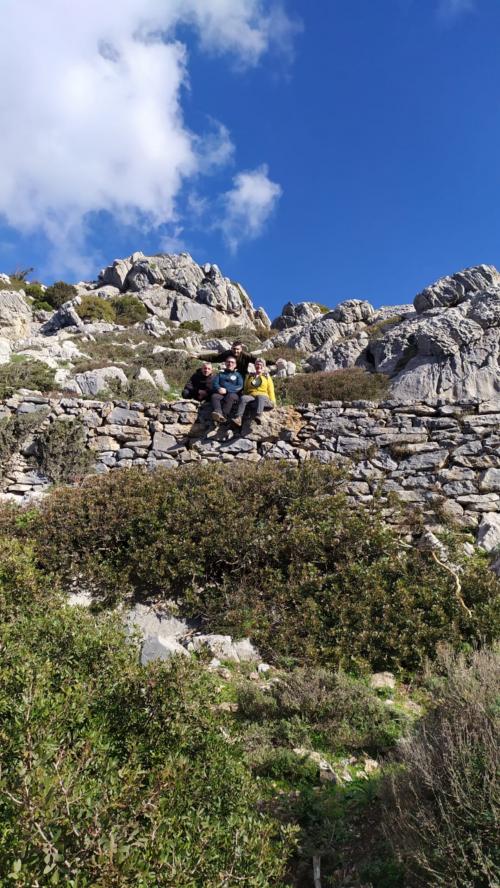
[
  {"xmin": 0, "ymin": 358, "xmax": 55, "ymax": 399},
  {"xmin": 0, "ymin": 460, "xmax": 498, "ymax": 886},
  {"xmin": 0, "ymin": 413, "xmax": 43, "ymax": 479},
  {"xmin": 275, "ymin": 368, "xmax": 390, "ymax": 405},
  {"xmin": 43, "ymin": 280, "xmax": 78, "ymax": 309},
  {"xmin": 5, "ymin": 462, "xmax": 497, "ymax": 674},
  {"xmin": 31, "ymin": 419, "xmax": 95, "ymax": 483},
  {"xmin": 179, "ymin": 319, "xmax": 203, "ymax": 333},
  {"xmin": 113, "ymin": 294, "xmax": 148, "ymax": 326},
  {"xmin": 76, "ymin": 295, "xmax": 117, "ymax": 323},
  {"xmin": 0, "ymin": 546, "xmax": 294, "ymax": 886},
  {"xmin": 384, "ymin": 647, "xmax": 499, "ymax": 887}
]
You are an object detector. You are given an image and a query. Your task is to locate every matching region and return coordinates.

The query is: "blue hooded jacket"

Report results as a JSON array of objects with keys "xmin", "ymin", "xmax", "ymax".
[{"xmin": 211, "ymin": 369, "xmax": 243, "ymax": 394}]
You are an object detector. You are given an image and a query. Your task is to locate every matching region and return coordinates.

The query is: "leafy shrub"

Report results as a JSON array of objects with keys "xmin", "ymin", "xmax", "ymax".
[
  {"xmin": 9, "ymin": 462, "xmax": 499, "ymax": 673},
  {"xmin": 179, "ymin": 319, "xmax": 203, "ymax": 333},
  {"xmin": 113, "ymin": 294, "xmax": 148, "ymax": 326},
  {"xmin": 0, "ymin": 359, "xmax": 55, "ymax": 398},
  {"xmin": 76, "ymin": 294, "xmax": 117, "ymax": 323},
  {"xmin": 0, "ymin": 269, "xmax": 34, "ymax": 292},
  {"xmin": 0, "ymin": 412, "xmax": 42, "ymax": 478},
  {"xmin": 238, "ymin": 667, "xmax": 404, "ymax": 753},
  {"xmin": 32, "ymin": 419, "xmax": 95, "ymax": 483},
  {"xmin": 252, "ymin": 747, "xmax": 319, "ymax": 784},
  {"xmin": 384, "ymin": 648, "xmax": 500, "ymax": 887},
  {"xmin": 43, "ymin": 280, "xmax": 77, "ymax": 309},
  {"xmin": 261, "ymin": 346, "xmax": 307, "ymax": 366},
  {"xmin": 0, "ymin": 586, "xmax": 295, "ymax": 885},
  {"xmin": 276, "ymin": 368, "xmax": 390, "ymax": 404}
]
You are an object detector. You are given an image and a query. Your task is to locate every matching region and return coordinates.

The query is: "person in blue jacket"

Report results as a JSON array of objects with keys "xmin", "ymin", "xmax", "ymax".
[{"xmin": 210, "ymin": 356, "xmax": 243, "ymax": 423}]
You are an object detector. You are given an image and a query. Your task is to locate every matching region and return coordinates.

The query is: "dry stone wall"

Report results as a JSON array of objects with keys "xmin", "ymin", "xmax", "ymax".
[{"xmin": 1, "ymin": 392, "xmax": 499, "ymax": 532}]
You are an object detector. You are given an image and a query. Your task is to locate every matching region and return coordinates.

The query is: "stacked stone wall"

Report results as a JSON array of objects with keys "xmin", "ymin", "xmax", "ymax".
[{"xmin": 1, "ymin": 392, "xmax": 499, "ymax": 530}]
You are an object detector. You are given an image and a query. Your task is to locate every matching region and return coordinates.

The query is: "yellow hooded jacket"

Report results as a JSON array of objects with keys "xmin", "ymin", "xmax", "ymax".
[{"xmin": 244, "ymin": 372, "xmax": 276, "ymax": 404}]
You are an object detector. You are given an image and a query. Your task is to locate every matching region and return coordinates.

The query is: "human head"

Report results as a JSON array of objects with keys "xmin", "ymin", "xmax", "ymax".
[
  {"xmin": 225, "ymin": 356, "xmax": 237, "ymax": 371},
  {"xmin": 231, "ymin": 340, "xmax": 244, "ymax": 356},
  {"xmin": 254, "ymin": 358, "xmax": 266, "ymax": 372},
  {"xmin": 201, "ymin": 362, "xmax": 212, "ymax": 376}
]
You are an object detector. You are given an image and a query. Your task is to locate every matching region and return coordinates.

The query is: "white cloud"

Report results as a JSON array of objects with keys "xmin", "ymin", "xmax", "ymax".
[
  {"xmin": 437, "ymin": 0, "xmax": 476, "ymax": 21},
  {"xmin": 0, "ymin": 0, "xmax": 294, "ymax": 275},
  {"xmin": 218, "ymin": 165, "xmax": 282, "ymax": 252}
]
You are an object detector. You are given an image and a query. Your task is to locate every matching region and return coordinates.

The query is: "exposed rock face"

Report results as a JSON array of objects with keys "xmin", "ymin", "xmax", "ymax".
[
  {"xmin": 413, "ymin": 265, "xmax": 500, "ymax": 313},
  {"xmin": 0, "ymin": 291, "xmax": 32, "ymax": 339},
  {"xmin": 264, "ymin": 266, "xmax": 500, "ymax": 404},
  {"xmin": 272, "ymin": 301, "xmax": 325, "ymax": 330},
  {"xmin": 99, "ymin": 252, "xmax": 269, "ymax": 332}
]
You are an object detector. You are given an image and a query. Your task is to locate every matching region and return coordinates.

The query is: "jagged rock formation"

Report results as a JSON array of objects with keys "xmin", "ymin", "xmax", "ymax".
[
  {"xmin": 96, "ymin": 252, "xmax": 270, "ymax": 331},
  {"xmin": 264, "ymin": 265, "xmax": 500, "ymax": 404}
]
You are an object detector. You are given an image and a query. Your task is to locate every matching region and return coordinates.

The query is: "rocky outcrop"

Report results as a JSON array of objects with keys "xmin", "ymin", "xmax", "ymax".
[
  {"xmin": 264, "ymin": 266, "xmax": 500, "ymax": 404},
  {"xmin": 99, "ymin": 252, "xmax": 269, "ymax": 332},
  {"xmin": 1, "ymin": 394, "xmax": 498, "ymax": 537},
  {"xmin": 0, "ymin": 290, "xmax": 32, "ymax": 339}
]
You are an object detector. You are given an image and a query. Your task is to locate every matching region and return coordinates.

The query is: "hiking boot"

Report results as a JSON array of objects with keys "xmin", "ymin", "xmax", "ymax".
[
  {"xmin": 212, "ymin": 411, "xmax": 226, "ymax": 424},
  {"xmin": 232, "ymin": 416, "xmax": 243, "ymax": 428}
]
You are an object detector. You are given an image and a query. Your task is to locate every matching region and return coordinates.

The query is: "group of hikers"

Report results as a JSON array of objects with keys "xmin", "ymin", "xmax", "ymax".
[{"xmin": 182, "ymin": 340, "xmax": 275, "ymax": 427}]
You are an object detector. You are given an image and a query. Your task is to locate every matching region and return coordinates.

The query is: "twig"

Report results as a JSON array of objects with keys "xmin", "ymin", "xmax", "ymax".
[{"xmin": 431, "ymin": 551, "xmax": 472, "ymax": 617}]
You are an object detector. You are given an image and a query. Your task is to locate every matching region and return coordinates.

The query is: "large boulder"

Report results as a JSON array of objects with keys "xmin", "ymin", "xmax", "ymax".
[
  {"xmin": 74, "ymin": 366, "xmax": 128, "ymax": 397},
  {"xmin": 0, "ymin": 290, "xmax": 32, "ymax": 339}
]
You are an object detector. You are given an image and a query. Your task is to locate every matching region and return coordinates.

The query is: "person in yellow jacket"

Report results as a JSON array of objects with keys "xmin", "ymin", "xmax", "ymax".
[{"xmin": 233, "ymin": 357, "xmax": 276, "ymax": 427}]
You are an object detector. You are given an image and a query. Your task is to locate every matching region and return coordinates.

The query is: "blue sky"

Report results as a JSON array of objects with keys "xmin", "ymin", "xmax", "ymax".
[{"xmin": 1, "ymin": 0, "xmax": 499, "ymax": 321}]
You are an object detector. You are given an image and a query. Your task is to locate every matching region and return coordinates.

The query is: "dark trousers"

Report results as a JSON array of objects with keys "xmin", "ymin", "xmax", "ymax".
[{"xmin": 211, "ymin": 392, "xmax": 240, "ymax": 417}]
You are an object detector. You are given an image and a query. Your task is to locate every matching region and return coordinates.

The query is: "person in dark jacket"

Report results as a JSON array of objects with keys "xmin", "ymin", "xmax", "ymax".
[
  {"xmin": 199, "ymin": 340, "xmax": 261, "ymax": 379},
  {"xmin": 210, "ymin": 356, "xmax": 243, "ymax": 423},
  {"xmin": 182, "ymin": 362, "xmax": 213, "ymax": 402}
]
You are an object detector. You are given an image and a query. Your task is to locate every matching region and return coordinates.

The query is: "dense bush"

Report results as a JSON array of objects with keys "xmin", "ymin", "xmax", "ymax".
[
  {"xmin": 113, "ymin": 295, "xmax": 148, "ymax": 326},
  {"xmin": 32, "ymin": 419, "xmax": 95, "ymax": 483},
  {"xmin": 179, "ymin": 319, "xmax": 203, "ymax": 333},
  {"xmin": 275, "ymin": 368, "xmax": 390, "ymax": 404},
  {"xmin": 43, "ymin": 280, "xmax": 77, "ymax": 309},
  {"xmin": 237, "ymin": 666, "xmax": 405, "ymax": 754},
  {"xmin": 0, "ymin": 359, "xmax": 55, "ymax": 398},
  {"xmin": 0, "ymin": 550, "xmax": 294, "ymax": 886},
  {"xmin": 0, "ymin": 412, "xmax": 42, "ymax": 478},
  {"xmin": 384, "ymin": 648, "xmax": 500, "ymax": 887},
  {"xmin": 7, "ymin": 462, "xmax": 498, "ymax": 673},
  {"xmin": 76, "ymin": 295, "xmax": 117, "ymax": 323}
]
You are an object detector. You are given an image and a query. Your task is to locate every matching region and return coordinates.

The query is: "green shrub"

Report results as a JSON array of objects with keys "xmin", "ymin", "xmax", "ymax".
[
  {"xmin": 23, "ymin": 283, "xmax": 45, "ymax": 300},
  {"xmin": 384, "ymin": 648, "xmax": 500, "ymax": 887},
  {"xmin": 8, "ymin": 463, "xmax": 498, "ymax": 673},
  {"xmin": 0, "ymin": 359, "xmax": 55, "ymax": 398},
  {"xmin": 113, "ymin": 295, "xmax": 149, "ymax": 326},
  {"xmin": 252, "ymin": 747, "xmax": 319, "ymax": 784},
  {"xmin": 179, "ymin": 319, "xmax": 203, "ymax": 333},
  {"xmin": 76, "ymin": 295, "xmax": 117, "ymax": 323},
  {"xmin": 275, "ymin": 368, "xmax": 390, "ymax": 405},
  {"xmin": 0, "ymin": 412, "xmax": 43, "ymax": 478},
  {"xmin": 261, "ymin": 346, "xmax": 306, "ymax": 366},
  {"xmin": 0, "ymin": 579, "xmax": 295, "ymax": 885},
  {"xmin": 31, "ymin": 419, "xmax": 95, "ymax": 483},
  {"xmin": 43, "ymin": 280, "xmax": 77, "ymax": 309},
  {"xmin": 238, "ymin": 667, "xmax": 404, "ymax": 754}
]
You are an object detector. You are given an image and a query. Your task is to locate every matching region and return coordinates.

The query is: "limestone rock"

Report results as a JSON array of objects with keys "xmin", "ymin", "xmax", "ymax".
[
  {"xmin": 74, "ymin": 366, "xmax": 128, "ymax": 397},
  {"xmin": 414, "ymin": 265, "xmax": 500, "ymax": 314},
  {"xmin": 330, "ymin": 299, "xmax": 374, "ymax": 324},
  {"xmin": 477, "ymin": 513, "xmax": 500, "ymax": 553},
  {"xmin": 0, "ymin": 290, "xmax": 32, "ymax": 339},
  {"xmin": 272, "ymin": 301, "xmax": 325, "ymax": 331}
]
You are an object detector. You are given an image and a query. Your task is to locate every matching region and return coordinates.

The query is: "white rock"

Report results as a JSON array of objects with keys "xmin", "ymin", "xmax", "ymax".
[
  {"xmin": 477, "ymin": 513, "xmax": 500, "ymax": 553},
  {"xmin": 74, "ymin": 366, "xmax": 128, "ymax": 396}
]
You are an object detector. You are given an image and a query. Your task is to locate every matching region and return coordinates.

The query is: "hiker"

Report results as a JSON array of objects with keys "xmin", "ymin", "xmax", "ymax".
[
  {"xmin": 199, "ymin": 340, "xmax": 262, "ymax": 379},
  {"xmin": 233, "ymin": 357, "xmax": 276, "ymax": 427},
  {"xmin": 210, "ymin": 356, "xmax": 243, "ymax": 423},
  {"xmin": 182, "ymin": 362, "xmax": 213, "ymax": 402}
]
